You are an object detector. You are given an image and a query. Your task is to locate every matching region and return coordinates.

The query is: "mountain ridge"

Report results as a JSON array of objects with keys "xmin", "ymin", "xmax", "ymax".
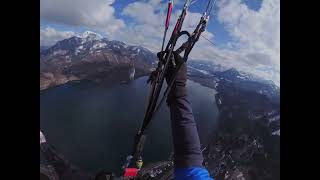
[
  {"xmin": 40, "ymin": 31, "xmax": 280, "ymax": 180},
  {"xmin": 40, "ymin": 31, "xmax": 280, "ymax": 105},
  {"xmin": 40, "ymin": 31, "xmax": 157, "ymax": 90}
]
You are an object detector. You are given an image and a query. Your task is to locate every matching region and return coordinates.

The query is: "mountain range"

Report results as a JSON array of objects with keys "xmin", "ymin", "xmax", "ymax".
[
  {"xmin": 40, "ymin": 32, "xmax": 280, "ymax": 104},
  {"xmin": 40, "ymin": 31, "xmax": 280, "ymax": 135},
  {"xmin": 40, "ymin": 31, "xmax": 156, "ymax": 90},
  {"xmin": 40, "ymin": 31, "xmax": 280, "ymax": 180},
  {"xmin": 187, "ymin": 60, "xmax": 280, "ymax": 105}
]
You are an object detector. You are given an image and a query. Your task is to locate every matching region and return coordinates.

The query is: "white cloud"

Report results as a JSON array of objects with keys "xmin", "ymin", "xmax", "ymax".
[
  {"xmin": 180, "ymin": 0, "xmax": 280, "ymax": 85},
  {"xmin": 40, "ymin": 0, "xmax": 280, "ymax": 85},
  {"xmin": 40, "ymin": 0, "xmax": 125, "ymax": 34},
  {"xmin": 40, "ymin": 27, "xmax": 75, "ymax": 46},
  {"xmin": 113, "ymin": 1, "xmax": 167, "ymax": 51},
  {"xmin": 122, "ymin": 2, "xmax": 160, "ymax": 26},
  {"xmin": 110, "ymin": 0, "xmax": 279, "ymax": 85},
  {"xmin": 115, "ymin": 1, "xmax": 207, "ymax": 51},
  {"xmin": 215, "ymin": 0, "xmax": 280, "ymax": 84}
]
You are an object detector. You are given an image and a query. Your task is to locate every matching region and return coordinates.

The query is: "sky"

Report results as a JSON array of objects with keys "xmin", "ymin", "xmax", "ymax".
[{"xmin": 40, "ymin": 0, "xmax": 280, "ymax": 85}]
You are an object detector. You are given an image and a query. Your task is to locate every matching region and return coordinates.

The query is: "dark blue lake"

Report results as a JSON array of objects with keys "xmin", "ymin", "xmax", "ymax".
[{"xmin": 40, "ymin": 76, "xmax": 219, "ymax": 174}]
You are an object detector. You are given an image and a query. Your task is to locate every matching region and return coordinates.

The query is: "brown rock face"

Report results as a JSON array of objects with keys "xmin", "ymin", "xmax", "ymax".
[{"xmin": 40, "ymin": 72, "xmax": 80, "ymax": 90}]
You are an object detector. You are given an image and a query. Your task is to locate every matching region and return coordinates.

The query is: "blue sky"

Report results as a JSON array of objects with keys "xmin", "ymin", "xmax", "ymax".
[
  {"xmin": 41, "ymin": 0, "xmax": 261, "ymax": 48},
  {"xmin": 40, "ymin": 0, "xmax": 279, "ymax": 85}
]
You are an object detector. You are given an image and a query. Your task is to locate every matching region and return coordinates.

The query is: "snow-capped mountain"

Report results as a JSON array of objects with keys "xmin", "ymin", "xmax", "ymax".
[
  {"xmin": 41, "ymin": 31, "xmax": 155, "ymax": 65},
  {"xmin": 77, "ymin": 30, "xmax": 103, "ymax": 41},
  {"xmin": 187, "ymin": 60, "xmax": 280, "ymax": 105},
  {"xmin": 41, "ymin": 31, "xmax": 280, "ymax": 106},
  {"xmin": 40, "ymin": 32, "xmax": 280, "ymax": 179},
  {"xmin": 40, "ymin": 31, "xmax": 157, "ymax": 90}
]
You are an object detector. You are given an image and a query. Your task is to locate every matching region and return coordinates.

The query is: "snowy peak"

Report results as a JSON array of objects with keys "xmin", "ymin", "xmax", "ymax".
[
  {"xmin": 77, "ymin": 31, "xmax": 104, "ymax": 42},
  {"xmin": 40, "ymin": 32, "xmax": 157, "ymax": 68},
  {"xmin": 81, "ymin": 31, "xmax": 103, "ymax": 39}
]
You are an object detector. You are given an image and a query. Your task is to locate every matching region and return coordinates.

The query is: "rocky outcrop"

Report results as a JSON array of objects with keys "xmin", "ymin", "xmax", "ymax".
[{"xmin": 203, "ymin": 80, "xmax": 280, "ymax": 180}]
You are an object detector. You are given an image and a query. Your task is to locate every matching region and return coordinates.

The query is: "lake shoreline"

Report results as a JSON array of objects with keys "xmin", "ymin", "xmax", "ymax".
[{"xmin": 40, "ymin": 76, "xmax": 219, "ymax": 174}]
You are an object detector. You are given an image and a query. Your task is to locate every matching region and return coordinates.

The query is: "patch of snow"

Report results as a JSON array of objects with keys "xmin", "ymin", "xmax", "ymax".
[
  {"xmin": 237, "ymin": 75, "xmax": 246, "ymax": 79},
  {"xmin": 75, "ymin": 49, "xmax": 80, "ymax": 55},
  {"xmin": 75, "ymin": 45, "xmax": 84, "ymax": 53},
  {"xmin": 77, "ymin": 31, "xmax": 103, "ymax": 44},
  {"xmin": 188, "ymin": 66, "xmax": 210, "ymax": 75},
  {"xmin": 131, "ymin": 46, "xmax": 138, "ymax": 51},
  {"xmin": 267, "ymin": 110, "xmax": 278, "ymax": 116},
  {"xmin": 129, "ymin": 67, "xmax": 135, "ymax": 80},
  {"xmin": 268, "ymin": 115, "xmax": 280, "ymax": 123},
  {"xmin": 272, "ymin": 129, "xmax": 280, "ymax": 136},
  {"xmin": 53, "ymin": 50, "xmax": 67, "ymax": 56},
  {"xmin": 80, "ymin": 31, "xmax": 103, "ymax": 39},
  {"xmin": 90, "ymin": 42, "xmax": 107, "ymax": 50},
  {"xmin": 198, "ymin": 69, "xmax": 209, "ymax": 75}
]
